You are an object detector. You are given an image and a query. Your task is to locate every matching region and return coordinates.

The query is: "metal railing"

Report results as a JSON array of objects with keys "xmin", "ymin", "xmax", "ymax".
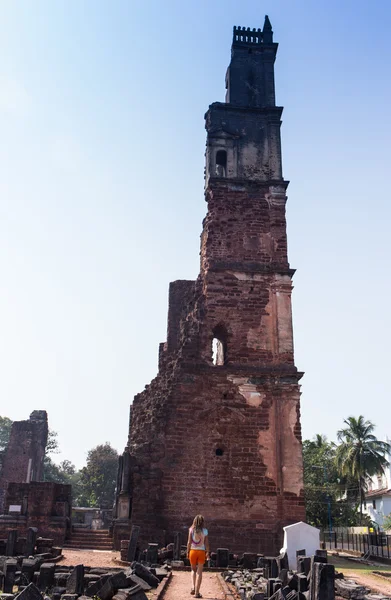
[{"xmin": 321, "ymin": 530, "xmax": 391, "ymax": 559}]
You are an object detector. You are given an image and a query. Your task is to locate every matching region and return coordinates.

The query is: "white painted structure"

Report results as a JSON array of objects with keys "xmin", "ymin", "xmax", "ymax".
[
  {"xmin": 280, "ymin": 521, "xmax": 320, "ymax": 570},
  {"xmin": 362, "ymin": 441, "xmax": 391, "ymax": 529}
]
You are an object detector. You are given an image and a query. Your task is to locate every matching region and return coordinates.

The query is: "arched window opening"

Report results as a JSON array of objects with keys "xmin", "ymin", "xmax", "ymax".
[
  {"xmin": 212, "ymin": 324, "xmax": 228, "ymax": 366},
  {"xmin": 212, "ymin": 338, "xmax": 225, "ymax": 366},
  {"xmin": 215, "ymin": 150, "xmax": 227, "ymax": 177}
]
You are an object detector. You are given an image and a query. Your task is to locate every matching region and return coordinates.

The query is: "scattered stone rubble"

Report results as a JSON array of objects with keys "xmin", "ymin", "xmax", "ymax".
[
  {"xmin": 222, "ymin": 550, "xmax": 391, "ymax": 600},
  {"xmin": 0, "ymin": 558, "xmax": 169, "ymax": 600},
  {"xmin": 0, "ymin": 528, "xmax": 62, "ymax": 560}
]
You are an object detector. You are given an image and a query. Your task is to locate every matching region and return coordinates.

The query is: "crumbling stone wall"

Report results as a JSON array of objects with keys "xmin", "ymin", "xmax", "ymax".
[
  {"xmin": 0, "ymin": 482, "xmax": 71, "ymax": 544},
  {"xmin": 116, "ymin": 16, "xmax": 306, "ymax": 553},
  {"xmin": 0, "ymin": 411, "xmax": 48, "ymax": 513}
]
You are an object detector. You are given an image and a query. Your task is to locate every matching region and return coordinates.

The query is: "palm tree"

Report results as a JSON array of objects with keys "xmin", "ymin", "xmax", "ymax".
[{"xmin": 335, "ymin": 416, "xmax": 391, "ymax": 522}]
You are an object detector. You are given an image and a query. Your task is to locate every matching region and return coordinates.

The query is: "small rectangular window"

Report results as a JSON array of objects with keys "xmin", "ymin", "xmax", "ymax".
[{"xmin": 373, "ymin": 499, "xmax": 376, "ymax": 509}]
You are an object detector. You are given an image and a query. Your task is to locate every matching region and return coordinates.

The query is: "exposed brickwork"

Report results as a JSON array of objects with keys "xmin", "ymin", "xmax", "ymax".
[
  {"xmin": 114, "ymin": 16, "xmax": 305, "ymax": 554},
  {"xmin": 0, "ymin": 411, "xmax": 71, "ymax": 544},
  {"xmin": 0, "ymin": 411, "xmax": 48, "ymax": 511},
  {"xmin": 0, "ymin": 482, "xmax": 71, "ymax": 544}
]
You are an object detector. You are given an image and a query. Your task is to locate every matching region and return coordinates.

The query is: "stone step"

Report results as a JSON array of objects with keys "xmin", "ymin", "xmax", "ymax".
[
  {"xmin": 72, "ymin": 529, "xmax": 110, "ymax": 534},
  {"xmin": 71, "ymin": 533, "xmax": 111, "ymax": 538},
  {"xmin": 64, "ymin": 543, "xmax": 113, "ymax": 550}
]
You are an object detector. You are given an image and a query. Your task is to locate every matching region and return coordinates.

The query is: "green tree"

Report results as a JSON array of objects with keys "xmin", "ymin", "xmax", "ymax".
[
  {"xmin": 43, "ymin": 429, "xmax": 61, "ymax": 481},
  {"xmin": 0, "ymin": 416, "xmax": 13, "ymax": 474},
  {"xmin": 383, "ymin": 513, "xmax": 391, "ymax": 531},
  {"xmin": 303, "ymin": 434, "xmax": 360, "ymax": 529},
  {"xmin": 335, "ymin": 416, "xmax": 391, "ymax": 522},
  {"xmin": 79, "ymin": 443, "xmax": 118, "ymax": 508}
]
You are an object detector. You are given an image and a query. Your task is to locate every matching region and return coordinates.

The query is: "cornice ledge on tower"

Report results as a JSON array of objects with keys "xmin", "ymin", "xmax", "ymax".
[
  {"xmin": 179, "ymin": 361, "xmax": 304, "ymax": 381},
  {"xmin": 205, "ymin": 260, "xmax": 295, "ymax": 277},
  {"xmin": 205, "ymin": 102, "xmax": 284, "ymax": 117},
  {"xmin": 206, "ymin": 177, "xmax": 289, "ymax": 191}
]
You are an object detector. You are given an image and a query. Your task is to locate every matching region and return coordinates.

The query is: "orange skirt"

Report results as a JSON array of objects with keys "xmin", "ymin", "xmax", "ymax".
[{"xmin": 189, "ymin": 549, "xmax": 206, "ymax": 566}]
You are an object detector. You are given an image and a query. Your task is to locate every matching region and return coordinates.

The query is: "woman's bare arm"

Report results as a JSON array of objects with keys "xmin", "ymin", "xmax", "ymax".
[
  {"xmin": 187, "ymin": 530, "xmax": 192, "ymax": 557},
  {"xmin": 204, "ymin": 534, "xmax": 210, "ymax": 556}
]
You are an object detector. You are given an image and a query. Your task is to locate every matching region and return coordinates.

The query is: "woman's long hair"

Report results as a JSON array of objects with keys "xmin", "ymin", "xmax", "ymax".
[{"xmin": 192, "ymin": 514, "xmax": 205, "ymax": 533}]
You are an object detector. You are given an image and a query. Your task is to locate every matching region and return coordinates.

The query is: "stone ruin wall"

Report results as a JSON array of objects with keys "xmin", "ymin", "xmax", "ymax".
[
  {"xmin": 124, "ymin": 188, "xmax": 306, "ymax": 553},
  {"xmin": 0, "ymin": 411, "xmax": 71, "ymax": 544},
  {"xmin": 0, "ymin": 410, "xmax": 48, "ymax": 510}
]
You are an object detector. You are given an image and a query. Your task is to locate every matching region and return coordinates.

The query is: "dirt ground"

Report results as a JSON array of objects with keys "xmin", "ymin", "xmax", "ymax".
[
  {"xmin": 60, "ymin": 549, "xmax": 122, "ymax": 568},
  {"xmin": 58, "ymin": 550, "xmax": 391, "ymax": 598},
  {"xmin": 159, "ymin": 571, "xmax": 224, "ymax": 600},
  {"xmin": 330, "ymin": 555, "xmax": 391, "ymax": 596}
]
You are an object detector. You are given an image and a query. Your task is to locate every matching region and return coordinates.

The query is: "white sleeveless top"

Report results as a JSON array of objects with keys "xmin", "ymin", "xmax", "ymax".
[{"xmin": 189, "ymin": 527, "xmax": 208, "ymax": 551}]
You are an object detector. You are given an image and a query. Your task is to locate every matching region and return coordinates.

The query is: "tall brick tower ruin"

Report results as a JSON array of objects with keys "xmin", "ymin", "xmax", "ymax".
[{"xmin": 114, "ymin": 16, "xmax": 305, "ymax": 555}]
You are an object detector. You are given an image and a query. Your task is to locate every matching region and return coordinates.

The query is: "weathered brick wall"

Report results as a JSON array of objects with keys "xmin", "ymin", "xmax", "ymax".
[
  {"xmin": 128, "ymin": 332, "xmax": 304, "ymax": 553},
  {"xmin": 0, "ymin": 411, "xmax": 48, "ymax": 512},
  {"xmin": 0, "ymin": 482, "xmax": 71, "ymax": 544}
]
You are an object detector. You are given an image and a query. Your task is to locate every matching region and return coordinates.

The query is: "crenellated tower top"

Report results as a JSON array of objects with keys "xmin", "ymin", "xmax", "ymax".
[
  {"xmin": 226, "ymin": 15, "xmax": 278, "ymax": 108},
  {"xmin": 232, "ymin": 15, "xmax": 273, "ymax": 46}
]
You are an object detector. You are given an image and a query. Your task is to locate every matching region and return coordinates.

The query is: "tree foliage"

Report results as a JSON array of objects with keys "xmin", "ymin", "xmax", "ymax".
[
  {"xmin": 335, "ymin": 416, "xmax": 390, "ymax": 521},
  {"xmin": 303, "ymin": 435, "xmax": 360, "ymax": 529},
  {"xmin": 0, "ymin": 416, "xmax": 13, "ymax": 474},
  {"xmin": 79, "ymin": 443, "xmax": 119, "ymax": 508}
]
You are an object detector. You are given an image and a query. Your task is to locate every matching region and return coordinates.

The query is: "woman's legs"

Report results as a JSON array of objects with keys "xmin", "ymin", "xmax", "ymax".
[
  {"xmin": 191, "ymin": 566, "xmax": 197, "ymax": 592},
  {"xmin": 195, "ymin": 563, "xmax": 204, "ymax": 595}
]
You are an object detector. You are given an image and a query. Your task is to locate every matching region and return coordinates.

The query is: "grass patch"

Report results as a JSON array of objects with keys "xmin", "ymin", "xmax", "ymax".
[{"xmin": 329, "ymin": 555, "xmax": 391, "ymax": 574}]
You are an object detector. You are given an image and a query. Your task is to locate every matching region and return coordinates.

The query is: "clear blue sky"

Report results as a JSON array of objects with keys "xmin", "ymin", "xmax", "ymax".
[{"xmin": 0, "ymin": 0, "xmax": 390, "ymax": 468}]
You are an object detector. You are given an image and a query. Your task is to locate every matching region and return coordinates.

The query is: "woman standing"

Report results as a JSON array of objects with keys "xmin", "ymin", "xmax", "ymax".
[{"xmin": 187, "ymin": 515, "xmax": 210, "ymax": 598}]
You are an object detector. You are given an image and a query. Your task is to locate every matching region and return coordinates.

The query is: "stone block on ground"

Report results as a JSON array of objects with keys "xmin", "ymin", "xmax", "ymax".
[
  {"xmin": 66, "ymin": 565, "xmax": 84, "ymax": 596},
  {"xmin": 124, "ymin": 575, "xmax": 151, "ymax": 592},
  {"xmin": 278, "ymin": 552, "xmax": 289, "ymax": 572},
  {"xmin": 83, "ymin": 575, "xmax": 100, "ymax": 585},
  {"xmin": 21, "ymin": 560, "xmax": 38, "ymax": 585},
  {"xmin": 334, "ymin": 579, "xmax": 370, "ymax": 600},
  {"xmin": 298, "ymin": 557, "xmax": 311, "ymax": 576},
  {"xmin": 85, "ymin": 576, "xmax": 110, "ymax": 598},
  {"xmin": 15, "ymin": 538, "xmax": 27, "ymax": 556},
  {"xmin": 14, "ymin": 583, "xmax": 43, "ymax": 600},
  {"xmin": 242, "ymin": 553, "xmax": 256, "ymax": 569},
  {"xmin": 216, "ymin": 548, "xmax": 229, "ymax": 568},
  {"xmin": 97, "ymin": 578, "xmax": 115, "ymax": 600},
  {"xmin": 127, "ymin": 526, "xmax": 140, "ymax": 563},
  {"xmin": 131, "ymin": 564, "xmax": 159, "ymax": 588},
  {"xmin": 170, "ymin": 561, "xmax": 184, "ymax": 567},
  {"xmin": 6, "ymin": 531, "xmax": 18, "ymax": 557},
  {"xmin": 146, "ymin": 544, "xmax": 158, "ymax": 564},
  {"xmin": 108, "ymin": 572, "xmax": 128, "ymax": 590},
  {"xmin": 61, "ymin": 595, "xmax": 79, "ymax": 600},
  {"xmin": 288, "ymin": 574, "xmax": 299, "ymax": 591},
  {"xmin": 26, "ymin": 529, "xmax": 38, "ymax": 557},
  {"xmin": 38, "ymin": 564, "xmax": 56, "ymax": 592},
  {"xmin": 113, "ymin": 587, "xmax": 148, "ymax": 600},
  {"xmin": 310, "ymin": 562, "xmax": 335, "ymax": 600},
  {"xmin": 268, "ymin": 579, "xmax": 283, "ymax": 598},
  {"xmin": 54, "ymin": 573, "xmax": 70, "ymax": 587},
  {"xmin": 152, "ymin": 568, "xmax": 168, "ymax": 582},
  {"xmin": 4, "ymin": 559, "xmax": 18, "ymax": 593},
  {"xmin": 297, "ymin": 574, "xmax": 308, "ymax": 593},
  {"xmin": 280, "ymin": 569, "xmax": 288, "ymax": 587}
]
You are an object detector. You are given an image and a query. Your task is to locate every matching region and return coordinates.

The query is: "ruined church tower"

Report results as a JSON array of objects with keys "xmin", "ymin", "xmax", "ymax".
[{"xmin": 115, "ymin": 16, "xmax": 305, "ymax": 554}]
